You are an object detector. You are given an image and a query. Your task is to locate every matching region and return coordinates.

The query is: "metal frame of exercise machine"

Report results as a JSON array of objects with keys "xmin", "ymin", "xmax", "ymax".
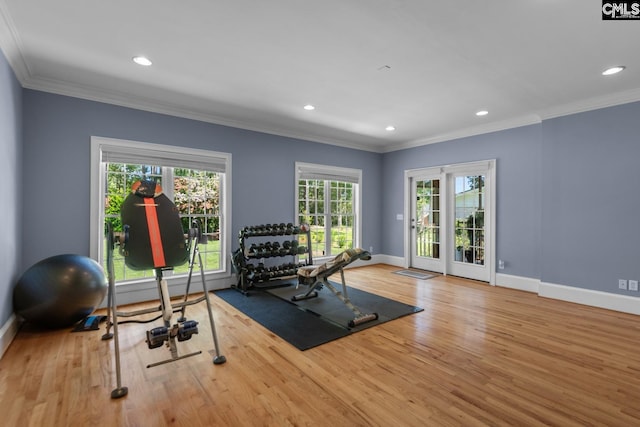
[
  {"xmin": 102, "ymin": 180, "xmax": 226, "ymax": 399},
  {"xmin": 294, "ymin": 248, "xmax": 379, "ymax": 328}
]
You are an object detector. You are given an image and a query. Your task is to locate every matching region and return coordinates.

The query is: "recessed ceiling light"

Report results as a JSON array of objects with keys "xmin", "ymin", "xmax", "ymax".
[
  {"xmin": 132, "ymin": 56, "xmax": 152, "ymax": 66},
  {"xmin": 385, "ymin": 125, "xmax": 396, "ymax": 131},
  {"xmin": 602, "ymin": 66, "xmax": 625, "ymax": 76},
  {"xmin": 303, "ymin": 104, "xmax": 315, "ymax": 111},
  {"xmin": 476, "ymin": 110, "xmax": 489, "ymax": 116}
]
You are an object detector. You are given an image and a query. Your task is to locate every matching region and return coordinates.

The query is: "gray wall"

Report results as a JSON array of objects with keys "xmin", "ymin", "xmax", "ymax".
[
  {"xmin": 0, "ymin": 50, "xmax": 22, "ymax": 325},
  {"xmin": 541, "ymin": 102, "xmax": 640, "ymax": 293},
  {"xmin": 21, "ymin": 90, "xmax": 382, "ymax": 273},
  {"xmin": 381, "ymin": 125, "xmax": 542, "ymax": 280},
  {"xmin": 382, "ymin": 100, "xmax": 640, "ymax": 295}
]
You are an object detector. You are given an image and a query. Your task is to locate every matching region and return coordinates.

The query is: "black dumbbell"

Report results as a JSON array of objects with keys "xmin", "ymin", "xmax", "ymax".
[
  {"xmin": 285, "ymin": 223, "xmax": 294, "ymax": 235},
  {"xmin": 269, "ymin": 242, "xmax": 279, "ymax": 256}
]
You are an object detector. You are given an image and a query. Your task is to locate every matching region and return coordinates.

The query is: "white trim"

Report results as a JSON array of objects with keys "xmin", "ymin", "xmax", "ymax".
[
  {"xmin": 539, "ymin": 282, "xmax": 640, "ymax": 316},
  {"xmin": 0, "ymin": 314, "xmax": 20, "ymax": 360},
  {"xmin": 18, "ymin": 75, "xmax": 640, "ymax": 155},
  {"xmin": 387, "ymin": 115, "xmax": 543, "ymax": 153},
  {"xmin": 380, "ymin": 259, "xmax": 640, "ymax": 319},
  {"xmin": 294, "ymin": 161, "xmax": 363, "ymax": 253},
  {"xmin": 381, "ymin": 262, "xmax": 640, "ymax": 316},
  {"xmin": 373, "ymin": 255, "xmax": 405, "ymax": 267},
  {"xmin": 404, "ymin": 160, "xmax": 496, "ymax": 284},
  {"xmin": 403, "ymin": 171, "xmax": 411, "ymax": 269},
  {"xmin": 404, "ymin": 167, "xmax": 446, "ymax": 273},
  {"xmin": 15, "ymin": 68, "xmax": 640, "ymax": 155},
  {"xmin": 0, "ymin": 1, "xmax": 31, "ymax": 83},
  {"xmin": 495, "ymin": 273, "xmax": 540, "ymax": 293},
  {"xmin": 295, "ymin": 161, "xmax": 361, "ymax": 183},
  {"xmin": 493, "ymin": 272, "xmax": 640, "ymax": 316},
  {"xmin": 489, "ymin": 162, "xmax": 497, "ymax": 285}
]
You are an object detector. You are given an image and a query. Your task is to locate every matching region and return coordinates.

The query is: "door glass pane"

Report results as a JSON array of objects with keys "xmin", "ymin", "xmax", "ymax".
[
  {"xmin": 454, "ymin": 175, "xmax": 485, "ymax": 265},
  {"xmin": 415, "ymin": 179, "xmax": 440, "ymax": 259}
]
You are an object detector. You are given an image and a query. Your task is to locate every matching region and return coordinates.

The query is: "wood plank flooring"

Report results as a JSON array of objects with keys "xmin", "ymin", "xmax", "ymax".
[{"xmin": 2, "ymin": 264, "xmax": 640, "ymax": 426}]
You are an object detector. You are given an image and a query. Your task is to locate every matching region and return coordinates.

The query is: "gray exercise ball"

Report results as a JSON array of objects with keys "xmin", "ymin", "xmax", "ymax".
[{"xmin": 13, "ymin": 254, "xmax": 108, "ymax": 329}]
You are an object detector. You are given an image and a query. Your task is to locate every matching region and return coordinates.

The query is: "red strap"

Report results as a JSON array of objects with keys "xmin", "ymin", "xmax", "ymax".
[{"xmin": 143, "ymin": 198, "xmax": 166, "ymax": 268}]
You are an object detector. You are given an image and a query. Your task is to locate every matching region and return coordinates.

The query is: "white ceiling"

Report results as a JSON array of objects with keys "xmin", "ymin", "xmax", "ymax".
[{"xmin": 1, "ymin": 0, "xmax": 639, "ymax": 153}]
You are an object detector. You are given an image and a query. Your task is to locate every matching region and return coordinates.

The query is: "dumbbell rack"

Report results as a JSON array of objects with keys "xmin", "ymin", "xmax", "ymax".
[{"xmin": 231, "ymin": 223, "xmax": 313, "ymax": 295}]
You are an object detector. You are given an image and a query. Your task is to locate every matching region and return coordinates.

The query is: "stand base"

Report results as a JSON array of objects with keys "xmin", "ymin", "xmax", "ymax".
[
  {"xmin": 111, "ymin": 387, "xmax": 128, "ymax": 399},
  {"xmin": 146, "ymin": 350, "xmax": 202, "ymax": 368},
  {"xmin": 348, "ymin": 313, "xmax": 379, "ymax": 328}
]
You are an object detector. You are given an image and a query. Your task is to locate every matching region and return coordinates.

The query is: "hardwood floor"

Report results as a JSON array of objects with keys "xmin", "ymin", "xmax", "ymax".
[{"xmin": 2, "ymin": 264, "xmax": 640, "ymax": 426}]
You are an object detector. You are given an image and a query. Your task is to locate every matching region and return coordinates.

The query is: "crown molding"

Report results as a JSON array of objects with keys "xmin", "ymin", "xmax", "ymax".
[
  {"xmin": 383, "ymin": 87, "xmax": 640, "ymax": 153},
  {"xmin": 538, "ymin": 87, "xmax": 640, "ymax": 121},
  {"xmin": 0, "ymin": 2, "xmax": 383, "ymax": 154},
  {"xmin": 13, "ymin": 64, "xmax": 640, "ymax": 157},
  {"xmin": 22, "ymin": 73, "xmax": 385, "ymax": 153},
  {"xmin": 3, "ymin": 0, "xmax": 639, "ymax": 156},
  {"xmin": 0, "ymin": 0, "xmax": 31, "ymax": 83},
  {"xmin": 383, "ymin": 114, "xmax": 543, "ymax": 153}
]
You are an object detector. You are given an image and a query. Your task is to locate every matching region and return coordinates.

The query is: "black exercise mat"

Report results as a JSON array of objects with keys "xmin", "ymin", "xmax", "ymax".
[
  {"xmin": 268, "ymin": 283, "xmax": 423, "ymax": 332},
  {"xmin": 213, "ymin": 288, "xmax": 350, "ymax": 350},
  {"xmin": 214, "ymin": 284, "xmax": 423, "ymax": 350}
]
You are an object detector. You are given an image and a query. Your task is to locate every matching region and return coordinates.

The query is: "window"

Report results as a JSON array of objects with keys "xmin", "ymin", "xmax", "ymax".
[
  {"xmin": 90, "ymin": 137, "xmax": 231, "ymax": 284},
  {"xmin": 295, "ymin": 162, "xmax": 361, "ymax": 259}
]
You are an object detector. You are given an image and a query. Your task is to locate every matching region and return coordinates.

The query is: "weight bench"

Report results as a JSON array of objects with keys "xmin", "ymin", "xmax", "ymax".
[{"xmin": 294, "ymin": 248, "xmax": 378, "ymax": 327}]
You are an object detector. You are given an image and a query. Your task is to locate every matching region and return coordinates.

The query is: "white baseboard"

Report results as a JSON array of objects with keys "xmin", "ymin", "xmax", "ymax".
[
  {"xmin": 379, "ymin": 257, "xmax": 640, "ymax": 316},
  {"xmin": 0, "ymin": 314, "xmax": 20, "ymax": 360},
  {"xmin": 371, "ymin": 254, "xmax": 405, "ymax": 267},
  {"xmin": 496, "ymin": 273, "xmax": 540, "ymax": 293},
  {"xmin": 539, "ymin": 282, "xmax": 640, "ymax": 315},
  {"xmin": 495, "ymin": 272, "xmax": 640, "ymax": 316}
]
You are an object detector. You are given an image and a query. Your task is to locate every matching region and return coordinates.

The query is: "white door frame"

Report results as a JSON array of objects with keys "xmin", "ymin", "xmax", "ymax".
[
  {"xmin": 407, "ymin": 169, "xmax": 446, "ymax": 273},
  {"xmin": 403, "ymin": 159, "xmax": 496, "ymax": 285}
]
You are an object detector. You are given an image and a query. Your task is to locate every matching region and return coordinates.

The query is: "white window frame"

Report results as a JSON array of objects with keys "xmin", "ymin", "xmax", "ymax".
[
  {"xmin": 294, "ymin": 161, "xmax": 362, "ymax": 262},
  {"xmin": 90, "ymin": 136, "xmax": 232, "ymax": 295}
]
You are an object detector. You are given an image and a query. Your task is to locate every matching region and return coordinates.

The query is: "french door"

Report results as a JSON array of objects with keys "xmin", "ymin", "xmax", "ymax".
[
  {"xmin": 409, "ymin": 173, "xmax": 443, "ymax": 272},
  {"xmin": 407, "ymin": 160, "xmax": 495, "ymax": 283}
]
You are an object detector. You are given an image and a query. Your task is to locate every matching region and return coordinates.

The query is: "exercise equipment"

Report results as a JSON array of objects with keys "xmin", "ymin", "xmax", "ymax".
[
  {"xmin": 232, "ymin": 222, "xmax": 312, "ymax": 294},
  {"xmin": 295, "ymin": 248, "xmax": 378, "ymax": 327},
  {"xmin": 103, "ymin": 179, "xmax": 226, "ymax": 399},
  {"xmin": 13, "ymin": 254, "xmax": 108, "ymax": 329},
  {"xmin": 239, "ymin": 222, "xmax": 298, "ymax": 238}
]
